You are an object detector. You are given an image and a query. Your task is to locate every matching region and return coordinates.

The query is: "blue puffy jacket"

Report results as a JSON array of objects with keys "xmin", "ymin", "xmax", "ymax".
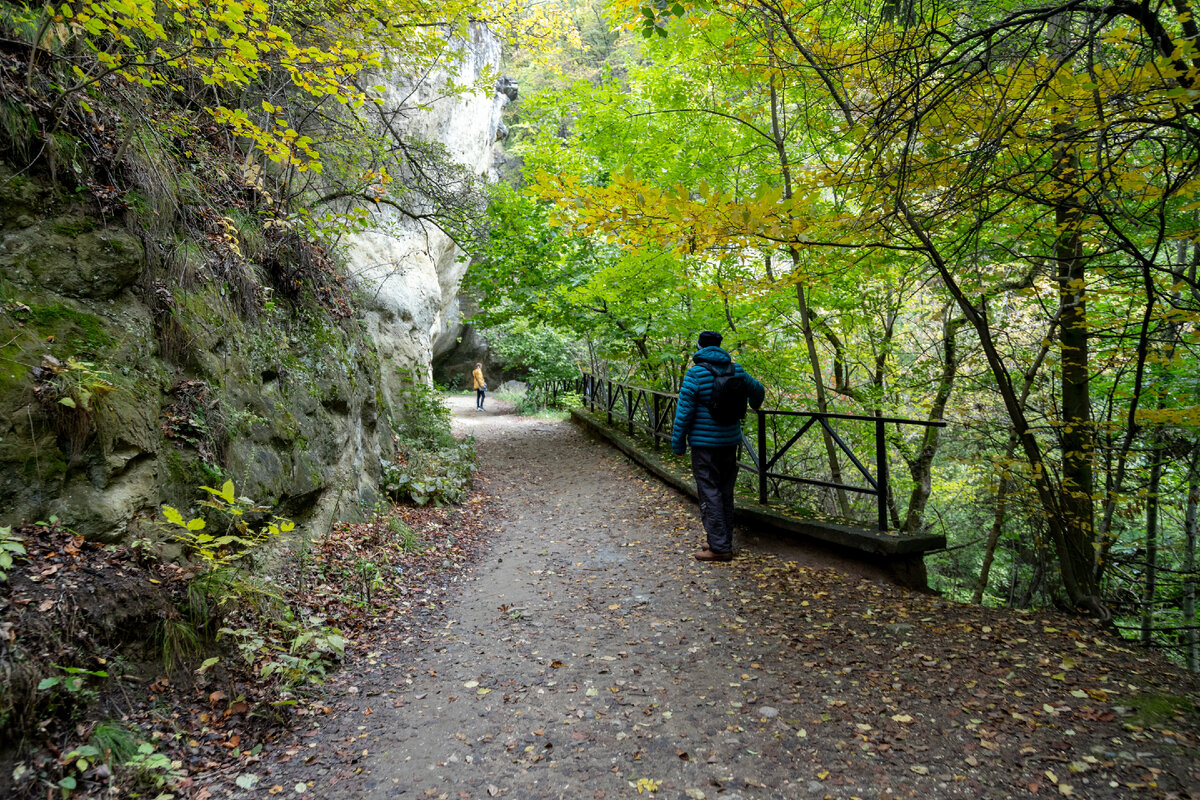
[{"xmin": 671, "ymin": 346, "xmax": 766, "ymax": 454}]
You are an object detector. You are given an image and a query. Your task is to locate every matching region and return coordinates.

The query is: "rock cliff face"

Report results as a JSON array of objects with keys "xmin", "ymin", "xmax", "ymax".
[
  {"xmin": 345, "ymin": 23, "xmax": 510, "ymax": 409},
  {"xmin": 0, "ymin": 28, "xmax": 509, "ymax": 541}
]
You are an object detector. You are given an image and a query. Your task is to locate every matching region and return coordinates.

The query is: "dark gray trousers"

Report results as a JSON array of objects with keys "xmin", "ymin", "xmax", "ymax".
[{"xmin": 691, "ymin": 445, "xmax": 739, "ymax": 553}]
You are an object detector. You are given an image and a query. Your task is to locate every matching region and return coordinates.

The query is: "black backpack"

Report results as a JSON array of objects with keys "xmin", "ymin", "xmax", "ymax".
[{"xmin": 700, "ymin": 362, "xmax": 749, "ymax": 425}]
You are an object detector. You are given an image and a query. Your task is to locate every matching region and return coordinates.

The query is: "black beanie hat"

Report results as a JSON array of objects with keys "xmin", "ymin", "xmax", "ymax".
[{"xmin": 698, "ymin": 330, "xmax": 723, "ymax": 348}]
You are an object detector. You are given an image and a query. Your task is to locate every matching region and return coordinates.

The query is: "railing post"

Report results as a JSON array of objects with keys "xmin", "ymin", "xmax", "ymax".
[
  {"xmin": 876, "ymin": 417, "xmax": 889, "ymax": 532},
  {"xmin": 606, "ymin": 380, "xmax": 613, "ymax": 425},
  {"xmin": 757, "ymin": 408, "xmax": 768, "ymax": 506},
  {"xmin": 652, "ymin": 394, "xmax": 660, "ymax": 450},
  {"xmin": 626, "ymin": 389, "xmax": 634, "ymax": 435}
]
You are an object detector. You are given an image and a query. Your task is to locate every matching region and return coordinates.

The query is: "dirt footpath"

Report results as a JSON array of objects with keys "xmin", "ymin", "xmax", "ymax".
[{"xmin": 262, "ymin": 396, "xmax": 1200, "ymax": 800}]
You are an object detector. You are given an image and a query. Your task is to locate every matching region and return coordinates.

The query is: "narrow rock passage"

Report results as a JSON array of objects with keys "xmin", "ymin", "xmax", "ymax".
[{"xmin": 265, "ymin": 395, "xmax": 1200, "ymax": 800}]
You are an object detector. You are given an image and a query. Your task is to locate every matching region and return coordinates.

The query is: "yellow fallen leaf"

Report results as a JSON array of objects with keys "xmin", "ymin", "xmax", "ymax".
[
  {"xmin": 635, "ymin": 777, "xmax": 660, "ymax": 794},
  {"xmin": 891, "ymin": 714, "xmax": 914, "ymax": 723}
]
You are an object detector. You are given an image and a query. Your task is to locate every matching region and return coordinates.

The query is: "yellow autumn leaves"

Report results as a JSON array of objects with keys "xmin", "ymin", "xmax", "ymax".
[{"xmin": 46, "ymin": 0, "xmax": 580, "ymax": 178}]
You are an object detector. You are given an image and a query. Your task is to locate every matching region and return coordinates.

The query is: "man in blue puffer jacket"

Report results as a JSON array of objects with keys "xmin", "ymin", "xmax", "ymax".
[{"xmin": 671, "ymin": 331, "xmax": 766, "ymax": 562}]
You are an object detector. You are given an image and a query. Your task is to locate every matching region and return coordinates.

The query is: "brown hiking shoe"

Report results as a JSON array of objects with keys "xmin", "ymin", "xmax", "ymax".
[{"xmin": 694, "ymin": 548, "xmax": 733, "ymax": 562}]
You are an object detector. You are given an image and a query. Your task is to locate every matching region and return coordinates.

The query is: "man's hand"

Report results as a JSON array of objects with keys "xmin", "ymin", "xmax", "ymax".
[{"xmin": 672, "ymin": 446, "xmax": 686, "ymax": 456}]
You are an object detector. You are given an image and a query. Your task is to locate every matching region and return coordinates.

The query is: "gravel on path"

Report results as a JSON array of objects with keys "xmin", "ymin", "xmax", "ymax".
[{"xmin": 262, "ymin": 395, "xmax": 1200, "ymax": 800}]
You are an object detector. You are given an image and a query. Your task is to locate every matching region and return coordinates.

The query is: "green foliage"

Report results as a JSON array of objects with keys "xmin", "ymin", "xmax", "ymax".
[
  {"xmin": 482, "ymin": 318, "xmax": 582, "ymax": 384},
  {"xmin": 53, "ymin": 726, "xmax": 182, "ymax": 797},
  {"xmin": 515, "ymin": 387, "xmax": 580, "ymax": 416},
  {"xmin": 37, "ymin": 665, "xmax": 109, "ymax": 721},
  {"xmin": 0, "ymin": 525, "xmax": 26, "ymax": 581},
  {"xmin": 28, "ymin": 354, "xmax": 121, "ymax": 459},
  {"xmin": 120, "ymin": 742, "xmax": 185, "ymax": 794},
  {"xmin": 159, "ymin": 480, "xmax": 295, "ymax": 570},
  {"xmin": 57, "ymin": 744, "xmax": 102, "ymax": 799},
  {"xmin": 381, "ymin": 440, "xmax": 476, "ymax": 506},
  {"xmin": 89, "ymin": 721, "xmax": 140, "ymax": 766},
  {"xmin": 388, "ymin": 515, "xmax": 424, "ymax": 552},
  {"xmin": 37, "ymin": 665, "xmax": 109, "ymax": 695},
  {"xmin": 392, "ymin": 371, "xmax": 458, "ymax": 451},
  {"xmin": 154, "ymin": 615, "xmax": 203, "ymax": 671},
  {"xmin": 385, "ymin": 372, "xmax": 478, "ymax": 506},
  {"xmin": 153, "ymin": 482, "xmax": 346, "ymax": 692},
  {"xmin": 33, "ymin": 356, "xmax": 117, "ymax": 413},
  {"xmin": 218, "ymin": 613, "xmax": 346, "ymax": 691}
]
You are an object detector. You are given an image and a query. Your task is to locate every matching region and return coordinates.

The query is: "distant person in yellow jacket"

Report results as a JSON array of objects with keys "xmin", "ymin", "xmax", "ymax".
[{"xmin": 472, "ymin": 363, "xmax": 487, "ymax": 410}]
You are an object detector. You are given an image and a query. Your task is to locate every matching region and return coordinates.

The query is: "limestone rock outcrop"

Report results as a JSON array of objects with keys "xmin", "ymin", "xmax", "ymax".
[
  {"xmin": 342, "ymin": 24, "xmax": 512, "ymax": 409},
  {"xmin": 0, "ymin": 27, "xmax": 511, "ymax": 541}
]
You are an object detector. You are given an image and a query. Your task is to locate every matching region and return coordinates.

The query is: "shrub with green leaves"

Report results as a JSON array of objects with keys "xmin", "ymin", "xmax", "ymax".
[
  {"xmin": 159, "ymin": 479, "xmax": 295, "ymax": 570},
  {"xmin": 384, "ymin": 372, "xmax": 477, "ymax": 505},
  {"xmin": 381, "ymin": 439, "xmax": 476, "ymax": 506},
  {"xmin": 154, "ymin": 482, "xmax": 345, "ymax": 693},
  {"xmin": 392, "ymin": 370, "xmax": 457, "ymax": 451},
  {"xmin": 482, "ymin": 318, "xmax": 582, "ymax": 385},
  {"xmin": 214, "ymin": 612, "xmax": 346, "ymax": 693},
  {"xmin": 0, "ymin": 525, "xmax": 26, "ymax": 581}
]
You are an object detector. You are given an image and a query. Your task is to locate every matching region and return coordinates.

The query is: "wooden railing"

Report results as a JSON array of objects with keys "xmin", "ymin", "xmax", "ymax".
[{"xmin": 541, "ymin": 371, "xmax": 946, "ymax": 533}]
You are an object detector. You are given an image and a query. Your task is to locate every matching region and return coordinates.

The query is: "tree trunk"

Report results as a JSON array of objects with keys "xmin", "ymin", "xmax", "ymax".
[
  {"xmin": 1041, "ymin": 10, "xmax": 1100, "ymax": 610},
  {"xmin": 974, "ymin": 468, "xmax": 1010, "ymax": 605},
  {"xmin": 1141, "ymin": 430, "xmax": 1162, "ymax": 645},
  {"xmin": 1006, "ymin": 540, "xmax": 1021, "ymax": 608},
  {"xmin": 768, "ymin": 75, "xmax": 851, "ymax": 518},
  {"xmin": 795, "ymin": 281, "xmax": 852, "ymax": 518},
  {"xmin": 1186, "ymin": 446, "xmax": 1199, "ymax": 672},
  {"xmin": 901, "ymin": 306, "xmax": 962, "ymax": 532}
]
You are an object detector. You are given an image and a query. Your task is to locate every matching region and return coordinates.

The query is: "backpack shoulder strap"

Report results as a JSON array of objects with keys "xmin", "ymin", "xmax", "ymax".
[{"xmin": 699, "ymin": 361, "xmax": 734, "ymax": 376}]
